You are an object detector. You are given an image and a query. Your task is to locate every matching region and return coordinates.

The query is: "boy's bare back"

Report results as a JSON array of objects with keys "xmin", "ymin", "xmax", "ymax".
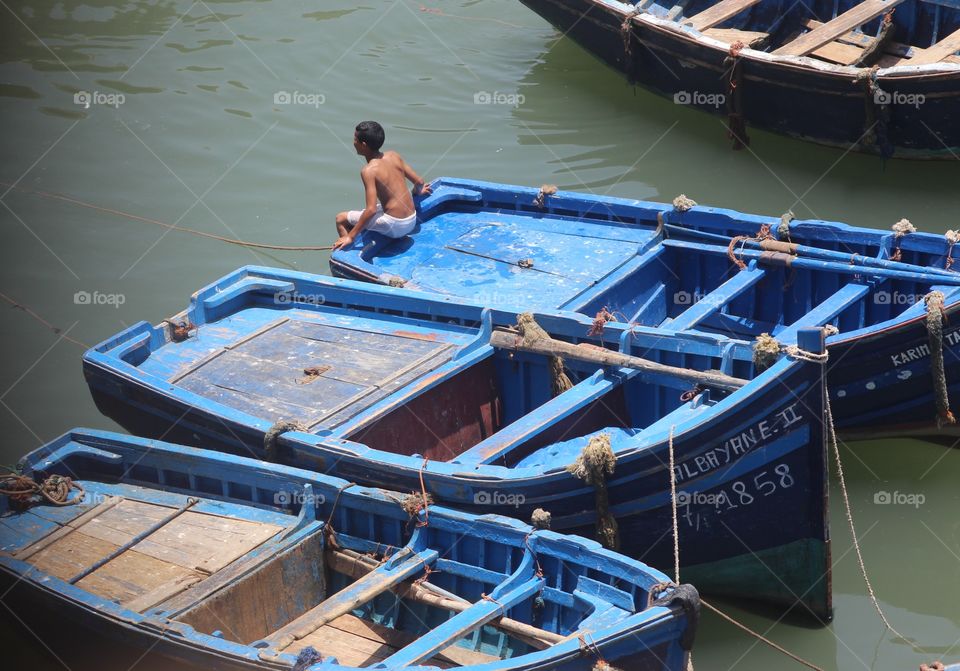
[{"xmin": 363, "ymin": 151, "xmax": 416, "ymax": 219}]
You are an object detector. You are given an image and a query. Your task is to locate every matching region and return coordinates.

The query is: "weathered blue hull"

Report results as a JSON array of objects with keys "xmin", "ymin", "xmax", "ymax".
[
  {"xmin": 1, "ymin": 429, "xmax": 695, "ymax": 670},
  {"xmin": 514, "ymin": 0, "xmax": 960, "ymax": 158},
  {"xmin": 330, "ymin": 177, "xmax": 960, "ymax": 440},
  {"xmin": 83, "ymin": 268, "xmax": 832, "ymax": 619}
]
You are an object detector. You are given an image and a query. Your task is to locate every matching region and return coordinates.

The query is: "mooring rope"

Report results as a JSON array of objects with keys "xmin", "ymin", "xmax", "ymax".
[
  {"xmin": 664, "ymin": 422, "xmax": 822, "ymax": 670},
  {"xmin": 667, "ymin": 425, "xmax": 680, "ymax": 583},
  {"xmin": 0, "ymin": 182, "xmax": 334, "ymax": 251},
  {"xmin": 728, "ymin": 223, "xmax": 772, "ymax": 270},
  {"xmin": 0, "ymin": 292, "xmax": 89, "ymax": 348},
  {"xmin": 824, "ymin": 392, "xmax": 909, "ymax": 643},
  {"xmin": 924, "ymin": 291, "xmax": 956, "ymax": 427}
]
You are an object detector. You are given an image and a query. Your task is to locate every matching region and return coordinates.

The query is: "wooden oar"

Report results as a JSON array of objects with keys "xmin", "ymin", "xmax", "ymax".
[
  {"xmin": 663, "ymin": 223, "xmax": 958, "ymax": 278},
  {"xmin": 662, "ymin": 239, "xmax": 960, "ymax": 286},
  {"xmin": 489, "ymin": 329, "xmax": 747, "ymax": 391}
]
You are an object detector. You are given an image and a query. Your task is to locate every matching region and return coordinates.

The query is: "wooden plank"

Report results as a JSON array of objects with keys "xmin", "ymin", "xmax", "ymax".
[
  {"xmin": 801, "ymin": 18, "xmax": 960, "ymax": 65},
  {"xmin": 909, "ymin": 27, "xmax": 960, "ymax": 65},
  {"xmin": 13, "ymin": 497, "xmax": 123, "ymax": 560},
  {"xmin": 811, "ymin": 39, "xmax": 865, "ymax": 64},
  {"xmin": 703, "ymin": 27, "xmax": 769, "ymax": 46},
  {"xmin": 774, "ymin": 0, "xmax": 906, "ymax": 56},
  {"xmin": 79, "ymin": 500, "xmax": 283, "ymax": 573},
  {"xmin": 288, "ymin": 613, "xmax": 500, "ymax": 668},
  {"xmin": 122, "ymin": 574, "xmax": 203, "ymax": 612},
  {"xmin": 687, "ymin": 0, "xmax": 764, "ymax": 31},
  {"xmin": 26, "ymin": 529, "xmax": 202, "ymax": 604}
]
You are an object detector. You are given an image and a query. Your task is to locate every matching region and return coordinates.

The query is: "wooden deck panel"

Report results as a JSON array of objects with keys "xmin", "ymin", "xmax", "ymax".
[
  {"xmin": 687, "ymin": 0, "xmax": 764, "ymax": 31},
  {"xmin": 801, "ymin": 19, "xmax": 960, "ymax": 65},
  {"xmin": 774, "ymin": 0, "xmax": 907, "ymax": 56},
  {"xmin": 23, "ymin": 498, "xmax": 282, "ymax": 606},
  {"xmin": 174, "ymin": 318, "xmax": 453, "ymax": 427},
  {"xmin": 287, "ymin": 613, "xmax": 500, "ymax": 669}
]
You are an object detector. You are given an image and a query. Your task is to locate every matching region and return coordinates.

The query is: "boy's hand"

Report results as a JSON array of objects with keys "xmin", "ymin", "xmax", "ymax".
[
  {"xmin": 414, "ymin": 181, "xmax": 433, "ymax": 197},
  {"xmin": 332, "ymin": 235, "xmax": 354, "ymax": 251}
]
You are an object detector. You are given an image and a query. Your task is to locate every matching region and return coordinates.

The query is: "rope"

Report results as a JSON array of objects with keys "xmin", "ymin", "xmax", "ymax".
[
  {"xmin": 567, "ymin": 433, "xmax": 619, "ymax": 550},
  {"xmin": 854, "ymin": 9, "xmax": 896, "ymax": 67},
  {"xmin": 1, "ymin": 292, "xmax": 89, "ymax": 348},
  {"xmin": 890, "ymin": 218, "xmax": 916, "ymax": 262},
  {"xmin": 924, "ymin": 291, "xmax": 956, "ymax": 426},
  {"xmin": 587, "ymin": 308, "xmax": 616, "ymax": 337},
  {"xmin": 945, "ymin": 230, "xmax": 959, "ymax": 270},
  {"xmin": 824, "ymin": 391, "xmax": 908, "ymax": 643},
  {"xmin": 323, "ymin": 482, "xmax": 357, "ymax": 550},
  {"xmin": 727, "ymin": 223, "xmax": 772, "ymax": 270},
  {"xmin": 0, "ymin": 469, "xmax": 84, "ymax": 506},
  {"xmin": 263, "ymin": 420, "xmax": 308, "ymax": 462},
  {"xmin": 292, "ymin": 646, "xmax": 324, "ymax": 671},
  {"xmin": 723, "ymin": 42, "xmax": 750, "ymax": 150},
  {"xmin": 668, "ymin": 426, "xmax": 680, "ymax": 583},
  {"xmin": 620, "ymin": 9, "xmax": 641, "ymax": 84},
  {"xmin": 533, "ymin": 184, "xmax": 557, "ymax": 209},
  {"xmin": 778, "ymin": 210, "xmax": 794, "ymax": 242},
  {"xmin": 401, "ymin": 458, "xmax": 432, "ymax": 527},
  {"xmin": 0, "ymin": 182, "xmax": 334, "ymax": 251},
  {"xmin": 672, "ymin": 195, "xmax": 697, "ymax": 212},
  {"xmin": 701, "ymin": 600, "xmax": 824, "ymax": 670},
  {"xmin": 530, "ymin": 508, "xmax": 552, "ymax": 529}
]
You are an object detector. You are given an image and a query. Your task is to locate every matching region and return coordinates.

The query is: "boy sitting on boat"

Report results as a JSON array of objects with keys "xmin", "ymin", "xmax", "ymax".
[{"xmin": 333, "ymin": 120, "xmax": 431, "ymax": 250}]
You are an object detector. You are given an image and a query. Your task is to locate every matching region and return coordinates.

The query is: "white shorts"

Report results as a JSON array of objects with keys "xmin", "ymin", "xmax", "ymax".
[{"xmin": 347, "ymin": 206, "xmax": 416, "ymax": 238}]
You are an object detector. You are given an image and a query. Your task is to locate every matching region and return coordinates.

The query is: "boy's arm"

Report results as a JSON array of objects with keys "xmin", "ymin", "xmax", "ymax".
[
  {"xmin": 401, "ymin": 158, "xmax": 432, "ymax": 196},
  {"xmin": 333, "ymin": 169, "xmax": 378, "ymax": 250}
]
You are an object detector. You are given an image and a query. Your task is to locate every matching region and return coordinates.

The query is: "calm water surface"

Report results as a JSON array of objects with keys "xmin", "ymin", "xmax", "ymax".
[{"xmin": 1, "ymin": 1, "xmax": 958, "ymax": 669}]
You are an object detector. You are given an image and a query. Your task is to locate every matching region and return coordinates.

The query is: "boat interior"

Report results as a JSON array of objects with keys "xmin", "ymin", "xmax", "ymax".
[
  {"xmin": 639, "ymin": 0, "xmax": 960, "ymax": 67},
  {"xmin": 576, "ymin": 238, "xmax": 960, "ymax": 340},
  {"xmin": 90, "ymin": 270, "xmax": 759, "ymax": 467},
  {"xmin": 0, "ymin": 436, "xmax": 670, "ymax": 668}
]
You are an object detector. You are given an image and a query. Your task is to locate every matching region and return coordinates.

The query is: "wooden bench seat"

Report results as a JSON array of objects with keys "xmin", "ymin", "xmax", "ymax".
[
  {"xmin": 703, "ymin": 27, "xmax": 769, "ymax": 47},
  {"xmin": 802, "ymin": 18, "xmax": 960, "ymax": 66},
  {"xmin": 909, "ymin": 27, "xmax": 960, "ymax": 65},
  {"xmin": 774, "ymin": 0, "xmax": 907, "ymax": 56},
  {"xmin": 686, "ymin": 0, "xmax": 763, "ymax": 31}
]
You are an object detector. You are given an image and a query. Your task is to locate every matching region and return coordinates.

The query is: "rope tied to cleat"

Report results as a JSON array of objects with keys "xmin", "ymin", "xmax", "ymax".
[
  {"xmin": 924, "ymin": 291, "xmax": 956, "ymax": 426},
  {"xmin": 0, "ymin": 469, "xmax": 84, "ymax": 506},
  {"xmin": 945, "ymin": 230, "xmax": 959, "ymax": 270}
]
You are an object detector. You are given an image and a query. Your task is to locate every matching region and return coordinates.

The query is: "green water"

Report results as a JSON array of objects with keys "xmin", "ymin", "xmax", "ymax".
[{"xmin": 1, "ymin": 1, "xmax": 958, "ymax": 669}]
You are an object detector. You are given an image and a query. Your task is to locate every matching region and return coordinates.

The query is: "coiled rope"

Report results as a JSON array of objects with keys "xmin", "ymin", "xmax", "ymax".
[
  {"xmin": 0, "ymin": 182, "xmax": 333, "ymax": 251},
  {"xmin": 0, "ymin": 469, "xmax": 84, "ymax": 506}
]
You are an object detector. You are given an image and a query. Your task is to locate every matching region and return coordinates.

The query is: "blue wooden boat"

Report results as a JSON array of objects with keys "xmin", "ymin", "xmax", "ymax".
[
  {"xmin": 329, "ymin": 177, "xmax": 960, "ymax": 440},
  {"xmin": 82, "ymin": 267, "xmax": 833, "ymax": 619},
  {"xmin": 0, "ymin": 428, "xmax": 698, "ymax": 670},
  {"xmin": 513, "ymin": 0, "xmax": 960, "ymax": 158}
]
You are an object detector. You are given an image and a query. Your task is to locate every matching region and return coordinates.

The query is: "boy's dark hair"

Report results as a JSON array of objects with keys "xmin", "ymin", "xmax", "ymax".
[{"xmin": 355, "ymin": 121, "xmax": 385, "ymax": 151}]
